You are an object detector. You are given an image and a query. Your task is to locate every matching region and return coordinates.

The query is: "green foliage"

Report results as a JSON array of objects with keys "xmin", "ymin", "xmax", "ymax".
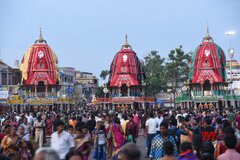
[
  {"xmin": 100, "ymin": 70, "xmax": 109, "ymax": 80},
  {"xmin": 95, "ymin": 86, "xmax": 104, "ymax": 97},
  {"xmin": 142, "ymin": 50, "xmax": 166, "ymax": 96},
  {"xmin": 142, "ymin": 47, "xmax": 192, "ymax": 97},
  {"xmin": 165, "ymin": 46, "xmax": 192, "ymax": 91}
]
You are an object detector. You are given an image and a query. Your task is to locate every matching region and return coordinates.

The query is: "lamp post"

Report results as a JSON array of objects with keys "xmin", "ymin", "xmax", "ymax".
[{"xmin": 225, "ymin": 31, "xmax": 236, "ymax": 95}]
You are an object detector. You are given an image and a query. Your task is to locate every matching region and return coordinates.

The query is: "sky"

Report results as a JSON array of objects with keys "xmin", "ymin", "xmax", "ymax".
[{"xmin": 0, "ymin": 0, "xmax": 239, "ymax": 83}]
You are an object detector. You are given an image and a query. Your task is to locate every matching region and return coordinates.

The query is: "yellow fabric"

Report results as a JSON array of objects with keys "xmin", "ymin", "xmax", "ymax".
[
  {"xmin": 121, "ymin": 120, "xmax": 128, "ymax": 134},
  {"xmin": 20, "ymin": 47, "xmax": 32, "ymax": 82}
]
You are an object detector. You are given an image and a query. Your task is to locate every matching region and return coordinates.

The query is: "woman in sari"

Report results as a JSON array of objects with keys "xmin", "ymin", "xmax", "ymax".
[
  {"xmin": 45, "ymin": 116, "xmax": 53, "ymax": 136},
  {"xmin": 74, "ymin": 125, "xmax": 91, "ymax": 160},
  {"xmin": 109, "ymin": 117, "xmax": 125, "ymax": 160},
  {"xmin": 1, "ymin": 125, "xmax": 20, "ymax": 160}
]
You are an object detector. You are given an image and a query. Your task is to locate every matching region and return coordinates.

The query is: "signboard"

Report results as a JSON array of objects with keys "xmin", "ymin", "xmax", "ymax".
[{"xmin": 0, "ymin": 91, "xmax": 9, "ymax": 99}]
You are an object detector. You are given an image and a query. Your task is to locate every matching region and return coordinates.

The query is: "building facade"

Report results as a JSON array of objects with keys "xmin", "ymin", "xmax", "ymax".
[
  {"xmin": 59, "ymin": 67, "xmax": 75, "ymax": 98},
  {"xmin": 226, "ymin": 60, "xmax": 240, "ymax": 95},
  {"xmin": 0, "ymin": 60, "xmax": 21, "ymax": 103}
]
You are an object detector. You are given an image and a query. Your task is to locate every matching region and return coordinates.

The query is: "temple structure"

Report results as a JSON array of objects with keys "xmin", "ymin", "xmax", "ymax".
[
  {"xmin": 96, "ymin": 35, "xmax": 155, "ymax": 110},
  {"xmin": 177, "ymin": 29, "xmax": 240, "ymax": 109},
  {"xmin": 8, "ymin": 29, "xmax": 76, "ymax": 112},
  {"xmin": 20, "ymin": 29, "xmax": 59, "ymax": 99}
]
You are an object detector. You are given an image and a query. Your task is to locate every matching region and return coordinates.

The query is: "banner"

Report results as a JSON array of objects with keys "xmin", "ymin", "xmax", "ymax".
[{"xmin": 0, "ymin": 91, "xmax": 9, "ymax": 99}]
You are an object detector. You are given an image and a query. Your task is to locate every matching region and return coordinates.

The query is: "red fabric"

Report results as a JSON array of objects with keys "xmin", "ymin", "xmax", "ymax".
[
  {"xmin": 109, "ymin": 48, "xmax": 143, "ymax": 87},
  {"xmin": 23, "ymin": 43, "xmax": 57, "ymax": 85},
  {"xmin": 192, "ymin": 41, "xmax": 225, "ymax": 84}
]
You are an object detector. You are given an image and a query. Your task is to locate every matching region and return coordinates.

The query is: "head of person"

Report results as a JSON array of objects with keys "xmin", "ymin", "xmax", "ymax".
[
  {"xmin": 23, "ymin": 117, "xmax": 28, "ymax": 124},
  {"xmin": 205, "ymin": 118, "xmax": 212, "ymax": 126},
  {"xmin": 222, "ymin": 120, "xmax": 231, "ymax": 131},
  {"xmin": 128, "ymin": 115, "xmax": 134, "ymax": 121},
  {"xmin": 160, "ymin": 122, "xmax": 168, "ymax": 136},
  {"xmin": 81, "ymin": 125, "xmax": 89, "ymax": 136},
  {"xmin": 67, "ymin": 125, "xmax": 74, "ymax": 134},
  {"xmin": 201, "ymin": 141, "xmax": 215, "ymax": 160},
  {"xmin": 56, "ymin": 120, "xmax": 65, "ymax": 133},
  {"xmin": 224, "ymin": 134, "xmax": 237, "ymax": 149},
  {"xmin": 149, "ymin": 112, "xmax": 154, "ymax": 118},
  {"xmin": 10, "ymin": 125, "xmax": 18, "ymax": 136},
  {"xmin": 119, "ymin": 143, "xmax": 141, "ymax": 160},
  {"xmin": 163, "ymin": 141, "xmax": 174, "ymax": 156},
  {"xmin": 34, "ymin": 147, "xmax": 60, "ymax": 160},
  {"xmin": 17, "ymin": 125, "xmax": 25, "ymax": 136},
  {"xmin": 114, "ymin": 117, "xmax": 120, "ymax": 124},
  {"xmin": 192, "ymin": 117, "xmax": 199, "ymax": 126},
  {"xmin": 215, "ymin": 117, "xmax": 222, "ymax": 125},
  {"xmin": 4, "ymin": 124, "xmax": 11, "ymax": 135},
  {"xmin": 224, "ymin": 126, "xmax": 235, "ymax": 135}
]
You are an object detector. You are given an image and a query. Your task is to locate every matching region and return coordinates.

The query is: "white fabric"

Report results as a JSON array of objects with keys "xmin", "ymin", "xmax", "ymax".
[
  {"xmin": 51, "ymin": 131, "xmax": 75, "ymax": 159},
  {"xmin": 155, "ymin": 117, "xmax": 163, "ymax": 131},
  {"xmin": 146, "ymin": 118, "xmax": 158, "ymax": 134}
]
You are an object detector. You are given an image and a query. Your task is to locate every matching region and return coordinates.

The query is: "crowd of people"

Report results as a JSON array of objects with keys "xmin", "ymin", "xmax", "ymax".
[{"xmin": 0, "ymin": 106, "xmax": 239, "ymax": 160}]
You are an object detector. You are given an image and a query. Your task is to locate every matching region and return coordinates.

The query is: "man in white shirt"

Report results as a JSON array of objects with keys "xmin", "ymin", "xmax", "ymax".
[
  {"xmin": 155, "ymin": 111, "xmax": 163, "ymax": 134},
  {"xmin": 145, "ymin": 112, "xmax": 158, "ymax": 158},
  {"xmin": 51, "ymin": 120, "xmax": 74, "ymax": 160}
]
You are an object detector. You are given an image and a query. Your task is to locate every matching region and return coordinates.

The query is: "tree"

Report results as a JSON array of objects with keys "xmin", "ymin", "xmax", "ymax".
[
  {"xmin": 142, "ymin": 50, "xmax": 166, "ymax": 96},
  {"xmin": 100, "ymin": 70, "xmax": 109, "ymax": 80},
  {"xmin": 165, "ymin": 46, "xmax": 192, "ymax": 107}
]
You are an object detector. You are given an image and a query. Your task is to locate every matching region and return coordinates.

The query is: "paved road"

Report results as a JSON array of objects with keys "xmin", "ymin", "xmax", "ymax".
[{"xmin": 44, "ymin": 135, "xmax": 147, "ymax": 160}]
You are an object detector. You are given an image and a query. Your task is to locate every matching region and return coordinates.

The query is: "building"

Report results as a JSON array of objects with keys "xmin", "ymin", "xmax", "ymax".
[
  {"xmin": 59, "ymin": 67, "xmax": 75, "ymax": 98},
  {"xmin": 177, "ymin": 29, "xmax": 240, "ymax": 109},
  {"xmin": 226, "ymin": 60, "xmax": 240, "ymax": 95},
  {"xmin": 75, "ymin": 71, "xmax": 98, "ymax": 101},
  {"xmin": 75, "ymin": 71, "xmax": 98, "ymax": 85},
  {"xmin": 96, "ymin": 35, "xmax": 155, "ymax": 110},
  {"xmin": 0, "ymin": 60, "xmax": 21, "ymax": 103}
]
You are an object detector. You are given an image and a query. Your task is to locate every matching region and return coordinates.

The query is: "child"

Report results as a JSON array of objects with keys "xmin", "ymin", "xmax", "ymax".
[
  {"xmin": 93, "ymin": 124, "xmax": 107, "ymax": 160},
  {"xmin": 19, "ymin": 140, "xmax": 34, "ymax": 160}
]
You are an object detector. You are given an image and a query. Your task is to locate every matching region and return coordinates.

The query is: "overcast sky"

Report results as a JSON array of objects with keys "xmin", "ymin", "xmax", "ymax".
[{"xmin": 1, "ymin": 0, "xmax": 239, "ymax": 83}]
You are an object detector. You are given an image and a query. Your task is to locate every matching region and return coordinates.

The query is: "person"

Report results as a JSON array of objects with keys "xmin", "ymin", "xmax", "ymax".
[
  {"xmin": 161, "ymin": 141, "xmax": 177, "ymax": 160},
  {"xmin": 74, "ymin": 125, "xmax": 92, "ymax": 160},
  {"xmin": 93, "ymin": 124, "xmax": 107, "ymax": 160},
  {"xmin": 20, "ymin": 117, "xmax": 31, "ymax": 135},
  {"xmin": 201, "ymin": 141, "xmax": 215, "ymax": 160},
  {"xmin": 178, "ymin": 142, "xmax": 198, "ymax": 160},
  {"xmin": 236, "ymin": 111, "xmax": 240, "ymax": 131},
  {"xmin": 214, "ymin": 126, "xmax": 240, "ymax": 158},
  {"xmin": 87, "ymin": 115, "xmax": 96, "ymax": 136},
  {"xmin": 68, "ymin": 125, "xmax": 76, "ymax": 139},
  {"xmin": 51, "ymin": 120, "xmax": 74, "ymax": 160},
  {"xmin": 34, "ymin": 147, "xmax": 60, "ymax": 160},
  {"xmin": 69, "ymin": 117, "xmax": 78, "ymax": 130},
  {"xmin": 1, "ymin": 125, "xmax": 20, "ymax": 160},
  {"xmin": 218, "ymin": 134, "xmax": 240, "ymax": 160},
  {"xmin": 108, "ymin": 117, "xmax": 125, "ymax": 160},
  {"xmin": 150, "ymin": 122, "xmax": 178, "ymax": 160},
  {"xmin": 202, "ymin": 118, "xmax": 216, "ymax": 142},
  {"xmin": 18, "ymin": 140, "xmax": 34, "ymax": 160},
  {"xmin": 155, "ymin": 111, "xmax": 163, "ymax": 134},
  {"xmin": 33, "ymin": 116, "xmax": 45, "ymax": 148},
  {"xmin": 17, "ymin": 125, "xmax": 30, "ymax": 141},
  {"xmin": 146, "ymin": 112, "xmax": 158, "ymax": 158},
  {"xmin": 118, "ymin": 143, "xmax": 141, "ymax": 160},
  {"xmin": 121, "ymin": 115, "xmax": 129, "ymax": 135},
  {"xmin": 125, "ymin": 114, "xmax": 138, "ymax": 143},
  {"xmin": 45, "ymin": 115, "xmax": 53, "ymax": 136}
]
